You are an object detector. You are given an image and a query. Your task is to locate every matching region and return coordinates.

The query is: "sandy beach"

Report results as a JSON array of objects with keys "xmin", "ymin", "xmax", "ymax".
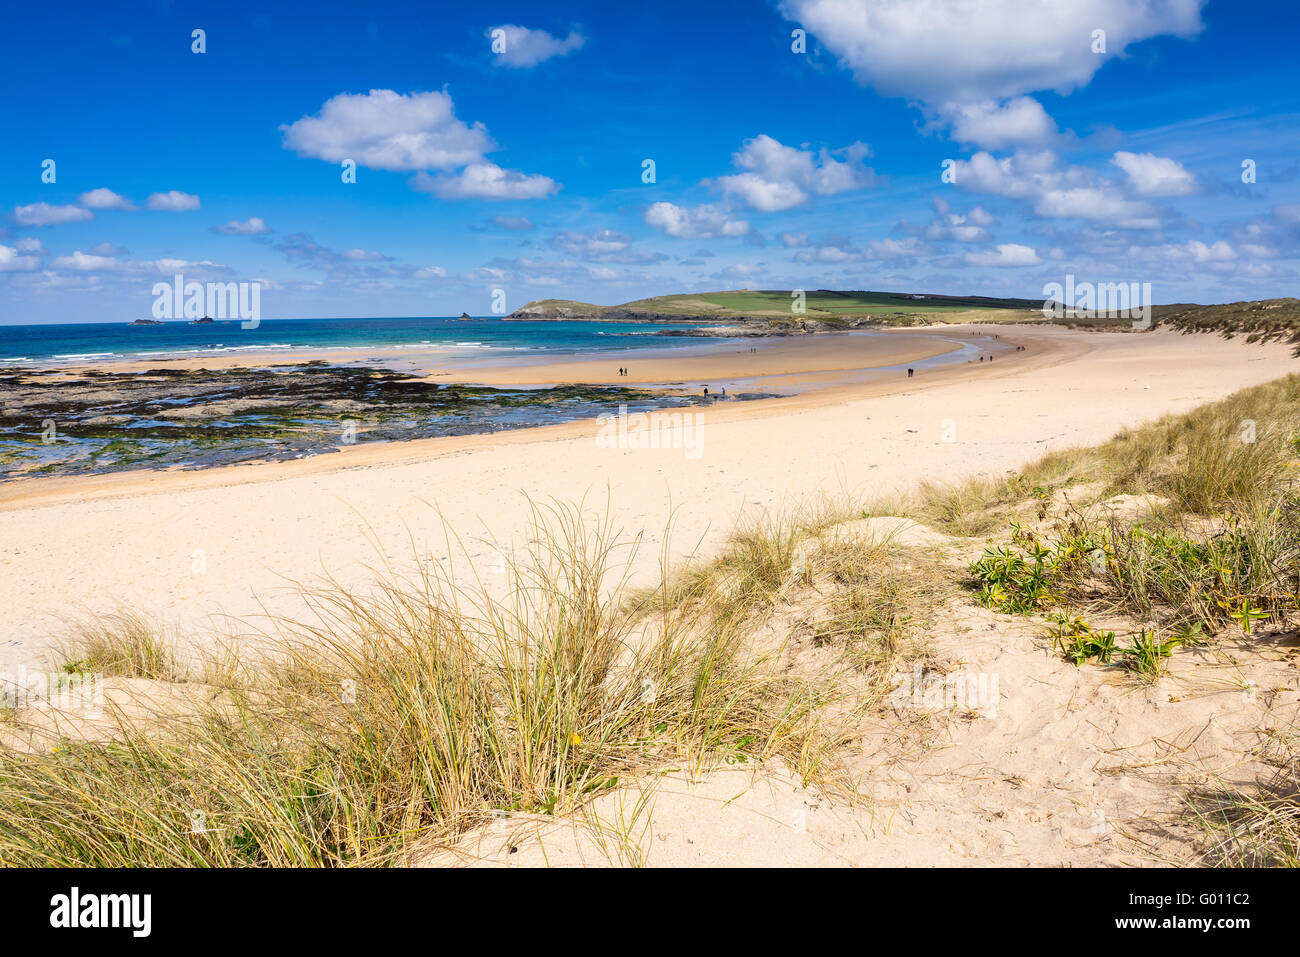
[
  {"xmin": 1, "ymin": 324, "xmax": 1290, "ymax": 656},
  {"xmin": 2, "ymin": 321, "xmax": 1299, "ymax": 868}
]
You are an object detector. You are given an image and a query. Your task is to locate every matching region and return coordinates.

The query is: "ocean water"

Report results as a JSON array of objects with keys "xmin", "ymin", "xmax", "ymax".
[{"xmin": 0, "ymin": 316, "xmax": 716, "ymax": 366}]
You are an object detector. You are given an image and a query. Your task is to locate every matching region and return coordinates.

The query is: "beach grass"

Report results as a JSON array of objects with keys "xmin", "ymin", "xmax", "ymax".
[
  {"xmin": 5, "ymin": 375, "xmax": 1300, "ymax": 866},
  {"xmin": 0, "ymin": 503, "xmax": 863, "ymax": 867}
]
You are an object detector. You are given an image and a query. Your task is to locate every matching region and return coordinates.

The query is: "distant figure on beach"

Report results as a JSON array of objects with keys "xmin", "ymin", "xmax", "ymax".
[
  {"xmin": 703, "ymin": 387, "xmax": 709, "ymax": 397},
  {"xmin": 980, "ymin": 356, "xmax": 984, "ymax": 362},
  {"xmin": 907, "ymin": 368, "xmax": 913, "ymax": 378}
]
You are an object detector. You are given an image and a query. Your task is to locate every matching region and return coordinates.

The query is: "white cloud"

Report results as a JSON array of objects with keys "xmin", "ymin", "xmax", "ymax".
[
  {"xmin": 282, "ymin": 90, "xmax": 555, "ymax": 201},
  {"xmin": 283, "ymin": 89, "xmax": 494, "ymax": 171},
  {"xmin": 549, "ymin": 229, "xmax": 664, "ymax": 264},
  {"xmin": 937, "ymin": 96, "xmax": 1058, "ymax": 150},
  {"xmin": 953, "ymin": 150, "xmax": 1159, "ymax": 228},
  {"xmin": 963, "ymin": 243, "xmax": 1041, "ymax": 267},
  {"xmin": 413, "ymin": 163, "xmax": 558, "ymax": 200},
  {"xmin": 212, "ymin": 216, "xmax": 270, "ymax": 235},
  {"xmin": 1035, "ymin": 187, "xmax": 1158, "ymax": 228},
  {"xmin": 925, "ymin": 196, "xmax": 995, "ymax": 242},
  {"xmin": 1124, "ymin": 239, "xmax": 1236, "ymax": 266},
  {"xmin": 779, "ymin": 0, "xmax": 1205, "ymax": 102},
  {"xmin": 146, "ymin": 190, "xmax": 201, "ymax": 211},
  {"xmin": 781, "ymin": 232, "xmax": 809, "ymax": 248},
  {"xmin": 13, "ymin": 203, "xmax": 94, "ymax": 227},
  {"xmin": 488, "ymin": 25, "xmax": 586, "ymax": 68},
  {"xmin": 51, "ymin": 250, "xmax": 124, "ymax": 271},
  {"xmin": 710, "ymin": 263, "xmax": 766, "ymax": 280},
  {"xmin": 1111, "ymin": 150, "xmax": 1198, "ymax": 196},
  {"xmin": 866, "ymin": 237, "xmax": 926, "ymax": 260},
  {"xmin": 1184, "ymin": 240, "xmax": 1235, "ymax": 261},
  {"xmin": 1241, "ymin": 243, "xmax": 1276, "ymax": 259},
  {"xmin": 414, "ymin": 265, "xmax": 447, "ymax": 279},
  {"xmin": 48, "ymin": 251, "xmax": 227, "ymax": 275},
  {"xmin": 0, "ymin": 243, "xmax": 40, "ymax": 271},
  {"xmin": 794, "ymin": 238, "xmax": 862, "ymax": 263},
  {"xmin": 78, "ymin": 188, "xmax": 135, "ymax": 210},
  {"xmin": 491, "ymin": 215, "xmax": 535, "ymax": 230},
  {"xmin": 714, "ymin": 135, "xmax": 878, "ymax": 211},
  {"xmin": 644, "ymin": 202, "xmax": 750, "ymax": 239}
]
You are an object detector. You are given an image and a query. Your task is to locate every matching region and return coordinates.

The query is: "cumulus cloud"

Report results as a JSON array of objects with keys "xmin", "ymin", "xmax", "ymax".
[
  {"xmin": 282, "ymin": 90, "xmax": 556, "ymax": 201},
  {"xmin": 0, "ymin": 243, "xmax": 40, "ymax": 271},
  {"xmin": 953, "ymin": 150, "xmax": 1159, "ymax": 228},
  {"xmin": 779, "ymin": 0, "xmax": 1205, "ymax": 102},
  {"xmin": 273, "ymin": 233, "xmax": 398, "ymax": 274},
  {"xmin": 936, "ymin": 96, "xmax": 1058, "ymax": 150},
  {"xmin": 924, "ymin": 196, "xmax": 995, "ymax": 242},
  {"xmin": 283, "ymin": 90, "xmax": 492, "ymax": 171},
  {"xmin": 50, "ymin": 250, "xmax": 123, "ymax": 271},
  {"xmin": 212, "ymin": 217, "xmax": 270, "ymax": 235},
  {"xmin": 644, "ymin": 202, "xmax": 750, "ymax": 239},
  {"xmin": 714, "ymin": 135, "xmax": 879, "ymax": 211},
  {"xmin": 549, "ymin": 229, "xmax": 665, "ymax": 264},
  {"xmin": 488, "ymin": 25, "xmax": 586, "ymax": 68},
  {"xmin": 49, "ymin": 251, "xmax": 226, "ymax": 274},
  {"xmin": 78, "ymin": 188, "xmax": 135, "ymax": 210},
  {"xmin": 781, "ymin": 1, "xmax": 1204, "ymax": 154},
  {"xmin": 13, "ymin": 203, "xmax": 94, "ymax": 227},
  {"xmin": 963, "ymin": 243, "xmax": 1042, "ymax": 267},
  {"xmin": 413, "ymin": 163, "xmax": 557, "ymax": 201},
  {"xmin": 793, "ymin": 237, "xmax": 863, "ymax": 263},
  {"xmin": 146, "ymin": 190, "xmax": 201, "ymax": 211},
  {"xmin": 1111, "ymin": 151, "xmax": 1198, "ymax": 196},
  {"xmin": 867, "ymin": 237, "xmax": 928, "ymax": 259}
]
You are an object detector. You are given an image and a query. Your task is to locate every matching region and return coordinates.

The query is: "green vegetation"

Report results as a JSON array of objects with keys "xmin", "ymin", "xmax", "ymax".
[
  {"xmin": 6, "ymin": 371, "xmax": 1300, "ymax": 867},
  {"xmin": 0, "ymin": 505, "xmax": 875, "ymax": 866},
  {"xmin": 512, "ymin": 288, "xmax": 1046, "ymax": 321},
  {"xmin": 1157, "ymin": 298, "xmax": 1300, "ymax": 353}
]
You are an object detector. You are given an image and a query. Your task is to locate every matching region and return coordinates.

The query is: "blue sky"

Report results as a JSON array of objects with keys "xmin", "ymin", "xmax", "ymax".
[{"xmin": 2, "ymin": 0, "xmax": 1298, "ymax": 323}]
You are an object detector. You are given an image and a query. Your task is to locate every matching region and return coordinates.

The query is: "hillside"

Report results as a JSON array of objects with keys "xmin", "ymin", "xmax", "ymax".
[
  {"xmin": 507, "ymin": 291, "xmax": 1300, "ymax": 343},
  {"xmin": 507, "ymin": 289, "xmax": 1045, "ymax": 324}
]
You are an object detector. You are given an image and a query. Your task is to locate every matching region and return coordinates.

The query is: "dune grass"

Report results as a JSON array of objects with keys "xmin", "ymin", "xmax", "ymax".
[
  {"xmin": 900, "ymin": 375, "xmax": 1300, "ymax": 540},
  {"xmin": 0, "ymin": 504, "xmax": 861, "ymax": 867},
  {"xmin": 57, "ymin": 610, "xmax": 183, "ymax": 682},
  {"xmin": 1186, "ymin": 729, "xmax": 1300, "ymax": 867},
  {"xmin": 5, "ymin": 374, "xmax": 1300, "ymax": 868}
]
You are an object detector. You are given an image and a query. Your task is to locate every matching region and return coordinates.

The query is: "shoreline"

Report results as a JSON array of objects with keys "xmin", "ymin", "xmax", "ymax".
[
  {"xmin": 0, "ymin": 325, "xmax": 1037, "ymax": 508},
  {"xmin": 3, "ymin": 323, "xmax": 1293, "ymax": 672}
]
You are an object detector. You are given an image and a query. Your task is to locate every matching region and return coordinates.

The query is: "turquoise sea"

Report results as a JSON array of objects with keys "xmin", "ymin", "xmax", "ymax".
[{"xmin": 0, "ymin": 316, "xmax": 716, "ymax": 366}]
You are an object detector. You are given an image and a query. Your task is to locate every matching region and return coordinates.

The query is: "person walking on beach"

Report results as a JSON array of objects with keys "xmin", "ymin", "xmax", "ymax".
[{"xmin": 907, "ymin": 368, "xmax": 913, "ymax": 378}]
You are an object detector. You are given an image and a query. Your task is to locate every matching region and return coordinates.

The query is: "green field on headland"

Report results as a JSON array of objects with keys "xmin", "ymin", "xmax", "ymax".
[{"xmin": 509, "ymin": 289, "xmax": 1046, "ymax": 322}]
